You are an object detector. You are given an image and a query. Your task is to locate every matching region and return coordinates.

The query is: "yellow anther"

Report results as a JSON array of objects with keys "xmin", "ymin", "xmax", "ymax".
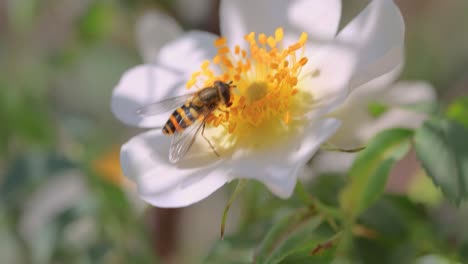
[
  {"xmin": 291, "ymin": 88, "xmax": 299, "ymax": 95},
  {"xmin": 290, "ymin": 77, "xmax": 298, "ymax": 86},
  {"xmin": 186, "ymin": 78, "xmax": 196, "ymax": 88},
  {"xmin": 288, "ymin": 43, "xmax": 302, "ymax": 52},
  {"xmin": 275, "ymin": 27, "xmax": 284, "ymax": 42},
  {"xmin": 298, "ymin": 32, "xmax": 308, "ymax": 45},
  {"xmin": 234, "ymin": 74, "xmax": 241, "ymax": 81},
  {"xmin": 222, "ymin": 58, "xmax": 233, "ymax": 68},
  {"xmin": 191, "ymin": 71, "xmax": 201, "ymax": 78},
  {"xmin": 259, "ymin": 33, "xmax": 267, "ymax": 44},
  {"xmin": 269, "ymin": 47, "xmax": 278, "ymax": 57},
  {"xmin": 283, "ymin": 61, "xmax": 289, "ymax": 68},
  {"xmin": 267, "ymin": 36, "xmax": 276, "ymax": 48},
  {"xmin": 270, "ymin": 63, "xmax": 279, "ymax": 69},
  {"xmin": 234, "ymin": 45, "xmax": 240, "ymax": 55},
  {"xmin": 213, "ymin": 55, "xmax": 221, "ymax": 64},
  {"xmin": 201, "ymin": 60, "xmax": 210, "ymax": 70},
  {"xmin": 298, "ymin": 57, "xmax": 308, "ymax": 66},
  {"xmin": 245, "ymin": 32, "xmax": 256, "ymax": 42},
  {"xmin": 214, "ymin": 37, "xmax": 227, "ymax": 47},
  {"xmin": 218, "ymin": 47, "xmax": 230, "ymax": 54},
  {"xmin": 241, "ymin": 49, "xmax": 247, "ymax": 58}
]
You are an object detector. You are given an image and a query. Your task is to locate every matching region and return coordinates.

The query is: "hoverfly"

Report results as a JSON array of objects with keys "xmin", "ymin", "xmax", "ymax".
[{"xmin": 137, "ymin": 81, "xmax": 234, "ymax": 163}]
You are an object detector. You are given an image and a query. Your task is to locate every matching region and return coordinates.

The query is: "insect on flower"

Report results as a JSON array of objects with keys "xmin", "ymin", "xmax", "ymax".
[{"xmin": 137, "ymin": 80, "xmax": 235, "ymax": 163}]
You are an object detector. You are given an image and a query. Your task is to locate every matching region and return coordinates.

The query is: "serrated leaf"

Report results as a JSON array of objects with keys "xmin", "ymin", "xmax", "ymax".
[
  {"xmin": 254, "ymin": 209, "xmax": 323, "ymax": 264},
  {"xmin": 414, "ymin": 118, "xmax": 468, "ymax": 204},
  {"xmin": 446, "ymin": 96, "xmax": 468, "ymax": 128},
  {"xmin": 340, "ymin": 129, "xmax": 413, "ymax": 218}
]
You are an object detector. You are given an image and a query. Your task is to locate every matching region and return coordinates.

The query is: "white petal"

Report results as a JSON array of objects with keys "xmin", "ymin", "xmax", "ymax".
[
  {"xmin": 113, "ymin": 31, "xmax": 221, "ymax": 128},
  {"xmin": 381, "ymin": 81, "xmax": 436, "ymax": 105},
  {"xmin": 111, "ymin": 65, "xmax": 187, "ymax": 128},
  {"xmin": 337, "ymin": 0, "xmax": 405, "ymax": 90},
  {"xmin": 359, "ymin": 108, "xmax": 427, "ymax": 142},
  {"xmin": 120, "ymin": 130, "xmax": 232, "ymax": 208},
  {"xmin": 352, "ymin": 62, "xmax": 403, "ymax": 94},
  {"xmin": 228, "ymin": 118, "xmax": 341, "ymax": 198},
  {"xmin": 220, "ymin": 0, "xmax": 341, "ymax": 47},
  {"xmin": 136, "ymin": 10, "xmax": 183, "ymax": 63},
  {"xmin": 310, "ymin": 151, "xmax": 356, "ymax": 175},
  {"xmin": 156, "ymin": 31, "xmax": 219, "ymax": 74},
  {"xmin": 302, "ymin": 43, "xmax": 358, "ymax": 117},
  {"xmin": 324, "ymin": 65, "xmax": 403, "ymax": 146}
]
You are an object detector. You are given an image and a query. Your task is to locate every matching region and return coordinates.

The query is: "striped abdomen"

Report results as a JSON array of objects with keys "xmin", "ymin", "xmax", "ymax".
[{"xmin": 162, "ymin": 103, "xmax": 202, "ymax": 135}]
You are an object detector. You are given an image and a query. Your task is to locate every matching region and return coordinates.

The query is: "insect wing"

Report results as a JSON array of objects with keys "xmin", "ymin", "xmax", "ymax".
[
  {"xmin": 137, "ymin": 93, "xmax": 194, "ymax": 116},
  {"xmin": 168, "ymin": 108, "xmax": 213, "ymax": 163}
]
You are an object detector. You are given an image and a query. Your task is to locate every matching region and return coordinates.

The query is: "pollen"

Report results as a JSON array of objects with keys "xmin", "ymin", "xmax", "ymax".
[{"xmin": 186, "ymin": 27, "xmax": 312, "ymax": 147}]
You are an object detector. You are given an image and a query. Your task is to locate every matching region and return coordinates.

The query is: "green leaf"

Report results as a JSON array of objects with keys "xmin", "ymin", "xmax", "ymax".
[
  {"xmin": 79, "ymin": 2, "xmax": 115, "ymax": 42},
  {"xmin": 309, "ymin": 173, "xmax": 346, "ymax": 207},
  {"xmin": 407, "ymin": 172, "xmax": 443, "ymax": 207},
  {"xmin": 414, "ymin": 117, "xmax": 468, "ymax": 204},
  {"xmin": 339, "ymin": 129, "xmax": 413, "ymax": 218},
  {"xmin": 367, "ymin": 102, "xmax": 389, "ymax": 118},
  {"xmin": 354, "ymin": 195, "xmax": 438, "ymax": 263},
  {"xmin": 1, "ymin": 151, "xmax": 75, "ymax": 205},
  {"xmin": 446, "ymin": 96, "xmax": 468, "ymax": 128},
  {"xmin": 280, "ymin": 247, "xmax": 335, "ymax": 264},
  {"xmin": 254, "ymin": 209, "xmax": 323, "ymax": 264}
]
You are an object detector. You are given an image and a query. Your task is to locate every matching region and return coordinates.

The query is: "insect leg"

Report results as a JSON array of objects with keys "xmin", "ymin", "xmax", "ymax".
[{"xmin": 201, "ymin": 123, "xmax": 220, "ymax": 157}]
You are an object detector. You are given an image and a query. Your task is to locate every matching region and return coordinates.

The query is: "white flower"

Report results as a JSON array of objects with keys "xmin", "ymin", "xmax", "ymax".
[
  {"xmin": 310, "ymin": 67, "xmax": 436, "ymax": 175},
  {"xmin": 111, "ymin": 0, "xmax": 405, "ymax": 207}
]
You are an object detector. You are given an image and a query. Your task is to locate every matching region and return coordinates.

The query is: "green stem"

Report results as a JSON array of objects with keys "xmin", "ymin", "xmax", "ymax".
[
  {"xmin": 220, "ymin": 179, "xmax": 248, "ymax": 239},
  {"xmin": 295, "ymin": 181, "xmax": 343, "ymax": 220},
  {"xmin": 295, "ymin": 181, "xmax": 314, "ymax": 205}
]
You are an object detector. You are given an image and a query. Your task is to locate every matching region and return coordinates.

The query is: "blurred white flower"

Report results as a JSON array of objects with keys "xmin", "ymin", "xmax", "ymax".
[
  {"xmin": 173, "ymin": 0, "xmax": 214, "ymax": 26},
  {"xmin": 111, "ymin": 0, "xmax": 405, "ymax": 207},
  {"xmin": 136, "ymin": 10, "xmax": 183, "ymax": 63},
  {"xmin": 310, "ymin": 69, "xmax": 436, "ymax": 175}
]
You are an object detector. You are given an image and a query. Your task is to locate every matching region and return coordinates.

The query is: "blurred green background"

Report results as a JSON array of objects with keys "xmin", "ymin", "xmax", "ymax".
[{"xmin": 1, "ymin": 0, "xmax": 467, "ymax": 263}]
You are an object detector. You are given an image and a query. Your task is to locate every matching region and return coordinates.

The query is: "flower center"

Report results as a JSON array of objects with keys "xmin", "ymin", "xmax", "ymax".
[{"xmin": 186, "ymin": 28, "xmax": 312, "ymax": 148}]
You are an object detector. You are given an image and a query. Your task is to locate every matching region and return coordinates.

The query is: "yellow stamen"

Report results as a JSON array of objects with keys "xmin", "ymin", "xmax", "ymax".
[
  {"xmin": 186, "ymin": 27, "xmax": 312, "ymax": 147},
  {"xmin": 283, "ymin": 111, "xmax": 290, "ymax": 124},
  {"xmin": 298, "ymin": 32, "xmax": 308, "ymax": 45},
  {"xmin": 275, "ymin": 27, "xmax": 284, "ymax": 42},
  {"xmin": 258, "ymin": 33, "xmax": 267, "ymax": 45},
  {"xmin": 267, "ymin": 36, "xmax": 276, "ymax": 48},
  {"xmin": 214, "ymin": 37, "xmax": 227, "ymax": 47}
]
